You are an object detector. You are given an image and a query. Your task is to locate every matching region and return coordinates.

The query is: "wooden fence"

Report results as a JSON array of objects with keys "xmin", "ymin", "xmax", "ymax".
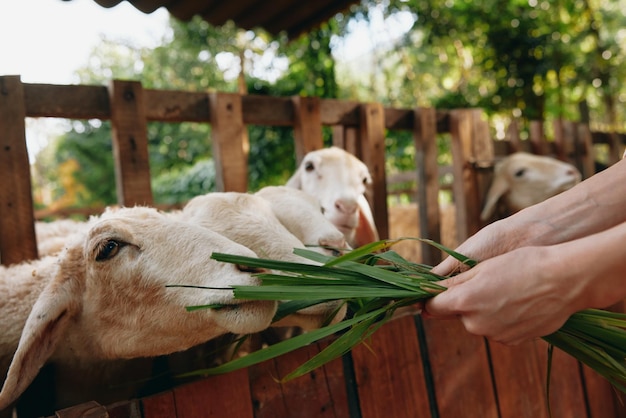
[{"xmin": 1, "ymin": 75, "xmax": 625, "ymax": 418}]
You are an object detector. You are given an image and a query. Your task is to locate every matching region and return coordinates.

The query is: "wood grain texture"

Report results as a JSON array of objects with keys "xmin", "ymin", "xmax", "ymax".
[{"xmin": 0, "ymin": 75, "xmax": 38, "ymax": 264}]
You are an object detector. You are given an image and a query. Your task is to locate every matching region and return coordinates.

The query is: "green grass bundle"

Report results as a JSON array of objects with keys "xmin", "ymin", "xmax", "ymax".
[{"xmin": 176, "ymin": 239, "xmax": 626, "ymax": 394}]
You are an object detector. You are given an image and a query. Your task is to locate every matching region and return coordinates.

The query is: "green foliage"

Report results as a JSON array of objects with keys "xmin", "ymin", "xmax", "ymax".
[
  {"xmin": 35, "ymin": 1, "xmax": 626, "ymax": 209},
  {"xmin": 153, "ymin": 159, "xmax": 216, "ymax": 204}
]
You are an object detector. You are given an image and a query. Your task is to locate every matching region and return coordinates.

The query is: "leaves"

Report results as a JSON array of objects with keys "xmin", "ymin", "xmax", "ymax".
[{"xmin": 179, "ymin": 238, "xmax": 626, "ymax": 395}]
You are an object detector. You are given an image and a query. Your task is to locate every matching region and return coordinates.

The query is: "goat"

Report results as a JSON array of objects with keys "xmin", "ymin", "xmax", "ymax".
[
  {"xmin": 0, "ymin": 206, "xmax": 277, "ymax": 414},
  {"xmin": 480, "ymin": 152, "xmax": 582, "ymax": 221},
  {"xmin": 286, "ymin": 147, "xmax": 379, "ymax": 248}
]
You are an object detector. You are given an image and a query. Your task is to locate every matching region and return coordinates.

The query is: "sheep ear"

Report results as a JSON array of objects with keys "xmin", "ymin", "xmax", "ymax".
[
  {"xmin": 0, "ymin": 250, "xmax": 82, "ymax": 410},
  {"xmin": 480, "ymin": 175, "xmax": 510, "ymax": 221},
  {"xmin": 285, "ymin": 170, "xmax": 302, "ymax": 189},
  {"xmin": 353, "ymin": 194, "xmax": 380, "ymax": 247}
]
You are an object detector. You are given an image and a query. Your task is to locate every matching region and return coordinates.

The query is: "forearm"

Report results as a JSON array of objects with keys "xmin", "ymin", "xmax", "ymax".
[
  {"xmin": 554, "ymin": 220, "xmax": 626, "ymax": 312},
  {"xmin": 499, "ymin": 158, "xmax": 626, "ymax": 248}
]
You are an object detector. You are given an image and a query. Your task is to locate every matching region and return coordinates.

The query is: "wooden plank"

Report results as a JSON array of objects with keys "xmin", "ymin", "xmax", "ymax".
[
  {"xmin": 487, "ymin": 340, "xmax": 577, "ymax": 418},
  {"xmin": 142, "ymin": 390, "xmax": 178, "ymax": 418},
  {"xmin": 552, "ymin": 118, "xmax": 567, "ymax": 161},
  {"xmin": 576, "ymin": 122, "xmax": 597, "ymax": 179},
  {"xmin": 413, "ymin": 107, "xmax": 442, "ymax": 265},
  {"xmin": 209, "ymin": 92, "xmax": 249, "ymax": 193},
  {"xmin": 171, "ymin": 369, "xmax": 254, "ymax": 418},
  {"xmin": 469, "ymin": 109, "xmax": 493, "ymax": 231},
  {"xmin": 108, "ymin": 79, "xmax": 154, "ymax": 206},
  {"xmin": 351, "ymin": 316, "xmax": 431, "ymax": 418},
  {"xmin": 532, "ymin": 341, "xmax": 589, "ymax": 418},
  {"xmin": 249, "ymin": 341, "xmax": 349, "ymax": 418},
  {"xmin": 529, "ymin": 120, "xmax": 548, "ymax": 155},
  {"xmin": 506, "ymin": 119, "xmax": 522, "ymax": 152},
  {"xmin": 449, "ymin": 109, "xmax": 474, "ymax": 243},
  {"xmin": 582, "ymin": 365, "xmax": 625, "ymax": 418},
  {"xmin": 24, "ymin": 83, "xmax": 111, "ymax": 119},
  {"xmin": 292, "ymin": 96, "xmax": 324, "ymax": 163},
  {"xmin": 0, "ymin": 75, "xmax": 38, "ymax": 264},
  {"xmin": 358, "ymin": 102, "xmax": 389, "ymax": 240},
  {"xmin": 144, "ymin": 89, "xmax": 210, "ymax": 122},
  {"xmin": 21, "ymin": 84, "xmax": 456, "ymax": 135},
  {"xmin": 421, "ymin": 318, "xmax": 498, "ymax": 418}
]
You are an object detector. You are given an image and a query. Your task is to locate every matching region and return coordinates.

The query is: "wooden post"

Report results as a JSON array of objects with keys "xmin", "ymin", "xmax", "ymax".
[
  {"xmin": 0, "ymin": 75, "xmax": 38, "ymax": 264},
  {"xmin": 292, "ymin": 96, "xmax": 324, "ymax": 163},
  {"xmin": 449, "ymin": 109, "xmax": 494, "ymax": 242},
  {"xmin": 209, "ymin": 92, "xmax": 249, "ymax": 193},
  {"xmin": 358, "ymin": 102, "xmax": 389, "ymax": 240},
  {"xmin": 529, "ymin": 120, "xmax": 547, "ymax": 155},
  {"xmin": 576, "ymin": 122, "xmax": 596, "ymax": 179},
  {"xmin": 413, "ymin": 107, "xmax": 441, "ymax": 265},
  {"xmin": 108, "ymin": 80, "xmax": 153, "ymax": 206},
  {"xmin": 552, "ymin": 118, "xmax": 567, "ymax": 161}
]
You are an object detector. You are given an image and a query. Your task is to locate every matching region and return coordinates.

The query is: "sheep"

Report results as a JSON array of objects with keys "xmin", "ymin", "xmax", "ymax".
[
  {"xmin": 178, "ymin": 191, "xmax": 348, "ymax": 331},
  {"xmin": 35, "ymin": 218, "xmax": 89, "ymax": 257},
  {"xmin": 480, "ymin": 152, "xmax": 582, "ymax": 221},
  {"xmin": 0, "ymin": 206, "xmax": 278, "ymax": 414},
  {"xmin": 286, "ymin": 147, "xmax": 379, "ymax": 249},
  {"xmin": 387, "ymin": 152, "xmax": 581, "ymax": 264},
  {"xmin": 254, "ymin": 185, "xmax": 348, "ymax": 254}
]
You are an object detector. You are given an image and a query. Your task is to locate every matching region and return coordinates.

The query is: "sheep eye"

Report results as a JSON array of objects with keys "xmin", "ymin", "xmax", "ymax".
[
  {"xmin": 236, "ymin": 264, "xmax": 265, "ymax": 274},
  {"xmin": 514, "ymin": 168, "xmax": 526, "ymax": 177},
  {"xmin": 362, "ymin": 177, "xmax": 368, "ymax": 185},
  {"xmin": 96, "ymin": 239, "xmax": 124, "ymax": 261},
  {"xmin": 304, "ymin": 161, "xmax": 315, "ymax": 172}
]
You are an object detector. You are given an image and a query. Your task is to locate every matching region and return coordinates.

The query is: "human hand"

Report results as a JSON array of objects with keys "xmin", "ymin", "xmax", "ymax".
[
  {"xmin": 431, "ymin": 219, "xmax": 522, "ymax": 277},
  {"xmin": 425, "ymin": 246, "xmax": 576, "ymax": 345}
]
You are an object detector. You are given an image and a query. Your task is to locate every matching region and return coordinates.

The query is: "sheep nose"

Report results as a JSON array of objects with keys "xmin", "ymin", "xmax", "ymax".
[{"xmin": 335, "ymin": 198, "xmax": 358, "ymax": 214}]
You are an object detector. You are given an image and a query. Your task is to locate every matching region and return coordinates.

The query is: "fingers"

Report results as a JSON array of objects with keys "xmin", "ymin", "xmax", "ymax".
[
  {"xmin": 423, "ymin": 270, "xmax": 476, "ymax": 318},
  {"xmin": 430, "ymin": 255, "xmax": 459, "ymax": 277}
]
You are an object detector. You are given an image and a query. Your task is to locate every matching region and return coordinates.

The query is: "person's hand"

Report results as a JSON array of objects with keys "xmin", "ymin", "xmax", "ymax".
[
  {"xmin": 432, "ymin": 219, "xmax": 524, "ymax": 277},
  {"xmin": 425, "ymin": 245, "xmax": 576, "ymax": 345}
]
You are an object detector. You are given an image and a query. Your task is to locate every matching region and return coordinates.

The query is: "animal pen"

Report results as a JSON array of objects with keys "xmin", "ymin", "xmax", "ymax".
[{"xmin": 1, "ymin": 74, "xmax": 625, "ymax": 418}]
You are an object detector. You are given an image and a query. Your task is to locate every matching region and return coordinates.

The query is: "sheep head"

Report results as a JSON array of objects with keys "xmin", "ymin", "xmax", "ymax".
[
  {"xmin": 0, "ymin": 206, "xmax": 277, "ymax": 411},
  {"xmin": 181, "ymin": 192, "xmax": 348, "ymax": 331},
  {"xmin": 286, "ymin": 147, "xmax": 379, "ymax": 248},
  {"xmin": 481, "ymin": 152, "xmax": 582, "ymax": 221}
]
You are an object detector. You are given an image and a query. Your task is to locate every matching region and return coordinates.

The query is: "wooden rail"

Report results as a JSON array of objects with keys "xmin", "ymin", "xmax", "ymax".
[{"xmin": 1, "ymin": 75, "xmax": 625, "ymax": 418}]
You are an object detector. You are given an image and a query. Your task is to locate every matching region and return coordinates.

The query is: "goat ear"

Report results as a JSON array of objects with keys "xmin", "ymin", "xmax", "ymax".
[
  {"xmin": 353, "ymin": 194, "xmax": 380, "ymax": 247},
  {"xmin": 480, "ymin": 175, "xmax": 510, "ymax": 221},
  {"xmin": 0, "ymin": 249, "xmax": 82, "ymax": 411}
]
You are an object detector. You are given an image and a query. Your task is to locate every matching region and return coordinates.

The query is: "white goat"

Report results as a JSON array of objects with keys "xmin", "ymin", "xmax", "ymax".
[
  {"xmin": 480, "ymin": 152, "xmax": 582, "ymax": 221},
  {"xmin": 286, "ymin": 147, "xmax": 379, "ymax": 248},
  {"xmin": 0, "ymin": 206, "xmax": 277, "ymax": 413},
  {"xmin": 178, "ymin": 191, "xmax": 347, "ymax": 330}
]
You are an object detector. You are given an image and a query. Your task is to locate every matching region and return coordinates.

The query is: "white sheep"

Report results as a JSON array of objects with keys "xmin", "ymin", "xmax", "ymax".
[
  {"xmin": 255, "ymin": 185, "xmax": 348, "ymax": 254},
  {"xmin": 35, "ymin": 218, "xmax": 89, "ymax": 257},
  {"xmin": 388, "ymin": 153, "xmax": 581, "ymax": 263},
  {"xmin": 286, "ymin": 147, "xmax": 379, "ymax": 249},
  {"xmin": 480, "ymin": 152, "xmax": 582, "ymax": 221},
  {"xmin": 179, "ymin": 191, "xmax": 347, "ymax": 330},
  {"xmin": 0, "ymin": 206, "xmax": 278, "ymax": 413}
]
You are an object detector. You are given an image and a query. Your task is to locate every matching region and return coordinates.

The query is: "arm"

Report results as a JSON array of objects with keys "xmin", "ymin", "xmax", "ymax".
[
  {"xmin": 424, "ymin": 220, "xmax": 626, "ymax": 345},
  {"xmin": 434, "ymin": 157, "xmax": 626, "ymax": 276}
]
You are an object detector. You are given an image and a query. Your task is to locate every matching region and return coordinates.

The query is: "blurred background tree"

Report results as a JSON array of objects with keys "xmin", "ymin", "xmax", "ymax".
[{"xmin": 32, "ymin": 0, "xmax": 626, "ymax": 212}]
